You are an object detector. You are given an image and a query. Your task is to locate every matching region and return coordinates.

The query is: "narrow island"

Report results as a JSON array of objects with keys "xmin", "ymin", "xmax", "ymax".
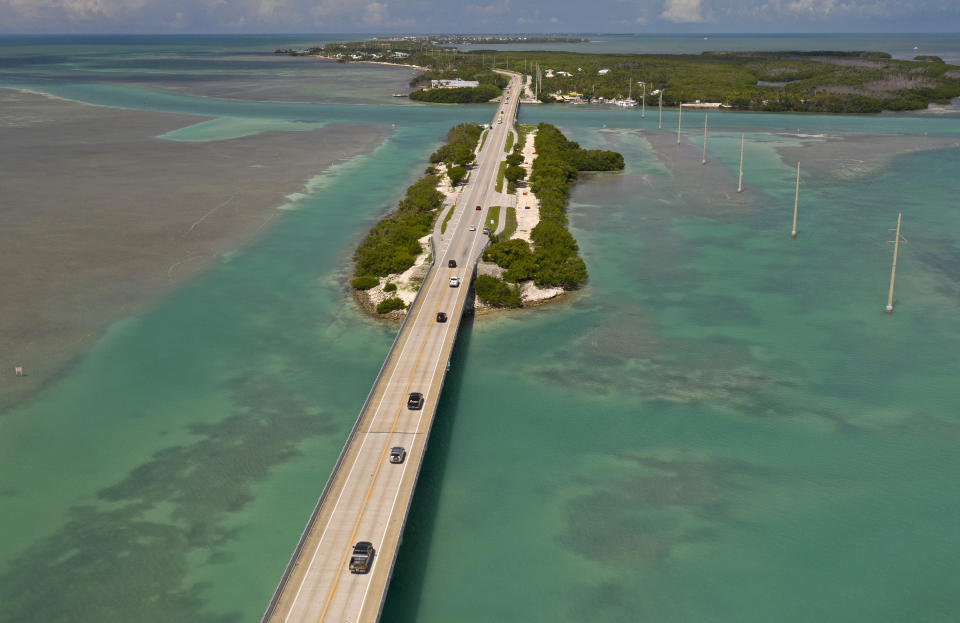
[
  {"xmin": 350, "ymin": 121, "xmax": 623, "ymax": 317},
  {"xmin": 350, "ymin": 123, "xmax": 481, "ymax": 317}
]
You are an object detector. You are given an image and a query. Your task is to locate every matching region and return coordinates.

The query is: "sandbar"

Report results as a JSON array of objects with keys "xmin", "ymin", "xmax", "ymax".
[{"xmin": 0, "ymin": 88, "xmax": 389, "ymax": 412}]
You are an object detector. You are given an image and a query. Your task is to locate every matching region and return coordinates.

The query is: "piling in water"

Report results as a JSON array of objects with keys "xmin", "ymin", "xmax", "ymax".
[
  {"xmin": 791, "ymin": 162, "xmax": 800, "ymax": 238},
  {"xmin": 886, "ymin": 212, "xmax": 903, "ymax": 313},
  {"xmin": 737, "ymin": 134, "xmax": 744, "ymax": 193}
]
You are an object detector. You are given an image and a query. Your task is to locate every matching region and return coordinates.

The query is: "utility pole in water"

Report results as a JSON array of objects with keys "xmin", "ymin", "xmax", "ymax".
[
  {"xmin": 677, "ymin": 102, "xmax": 683, "ymax": 144},
  {"xmin": 886, "ymin": 213, "xmax": 905, "ymax": 313},
  {"xmin": 791, "ymin": 162, "xmax": 800, "ymax": 239},
  {"xmin": 702, "ymin": 113, "xmax": 708, "ymax": 165},
  {"xmin": 658, "ymin": 91, "xmax": 663, "ymax": 129},
  {"xmin": 737, "ymin": 134, "xmax": 744, "ymax": 193}
]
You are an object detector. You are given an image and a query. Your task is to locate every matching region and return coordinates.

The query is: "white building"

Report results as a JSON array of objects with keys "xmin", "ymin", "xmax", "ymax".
[{"xmin": 431, "ymin": 79, "xmax": 480, "ymax": 89}]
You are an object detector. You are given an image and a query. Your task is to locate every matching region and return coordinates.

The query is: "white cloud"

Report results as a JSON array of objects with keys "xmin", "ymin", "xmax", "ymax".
[
  {"xmin": 661, "ymin": 0, "xmax": 704, "ymax": 22},
  {"xmin": 2, "ymin": 0, "xmax": 147, "ymax": 20},
  {"xmin": 362, "ymin": 1, "xmax": 387, "ymax": 25},
  {"xmin": 785, "ymin": 0, "xmax": 835, "ymax": 14}
]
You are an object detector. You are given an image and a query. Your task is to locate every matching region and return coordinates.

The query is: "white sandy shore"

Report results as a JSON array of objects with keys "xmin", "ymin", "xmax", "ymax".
[
  {"xmin": 358, "ymin": 127, "xmax": 566, "ymax": 319},
  {"xmin": 356, "ymin": 162, "xmax": 460, "ymax": 318},
  {"xmin": 312, "ymin": 55, "xmax": 430, "ymax": 73},
  {"xmin": 478, "ymin": 128, "xmax": 565, "ymax": 307}
]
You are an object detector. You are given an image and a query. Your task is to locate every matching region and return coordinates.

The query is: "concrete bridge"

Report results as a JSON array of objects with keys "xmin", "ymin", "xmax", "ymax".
[{"xmin": 260, "ymin": 72, "xmax": 523, "ymax": 623}]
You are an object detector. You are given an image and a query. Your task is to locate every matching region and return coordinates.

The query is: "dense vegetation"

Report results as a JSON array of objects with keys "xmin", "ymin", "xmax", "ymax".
[
  {"xmin": 376, "ymin": 297, "xmax": 406, "ymax": 314},
  {"xmin": 447, "ymin": 165, "xmax": 466, "ymax": 186},
  {"xmin": 484, "ymin": 123, "xmax": 624, "ymax": 290},
  {"xmin": 430, "ymin": 123, "xmax": 483, "ymax": 167},
  {"xmin": 351, "ymin": 275, "xmax": 379, "ymax": 290},
  {"xmin": 524, "ymin": 50, "xmax": 960, "ymax": 113},
  {"xmin": 352, "ymin": 123, "xmax": 482, "ymax": 288},
  {"xmin": 354, "ymin": 174, "xmax": 443, "ymax": 278},
  {"xmin": 409, "ymin": 84, "xmax": 501, "ymax": 103},
  {"xmin": 292, "ymin": 39, "xmax": 960, "ymax": 113},
  {"xmin": 473, "ymin": 275, "xmax": 522, "ymax": 308}
]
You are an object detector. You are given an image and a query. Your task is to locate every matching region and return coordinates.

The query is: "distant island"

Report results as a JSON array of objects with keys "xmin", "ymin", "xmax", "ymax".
[
  {"xmin": 277, "ymin": 39, "xmax": 960, "ymax": 113},
  {"xmin": 430, "ymin": 35, "xmax": 588, "ymax": 45}
]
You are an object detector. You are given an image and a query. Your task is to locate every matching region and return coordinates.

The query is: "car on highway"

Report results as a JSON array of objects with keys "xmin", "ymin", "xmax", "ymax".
[
  {"xmin": 482, "ymin": 227, "xmax": 490, "ymax": 235},
  {"xmin": 436, "ymin": 312, "xmax": 448, "ymax": 323},
  {"xmin": 448, "ymin": 259, "xmax": 457, "ymax": 268},
  {"xmin": 449, "ymin": 276, "xmax": 460, "ymax": 288},
  {"xmin": 349, "ymin": 542, "xmax": 375, "ymax": 574},
  {"xmin": 475, "ymin": 205, "xmax": 482, "ymax": 210},
  {"xmin": 407, "ymin": 392, "xmax": 424, "ymax": 410},
  {"xmin": 389, "ymin": 447, "xmax": 406, "ymax": 464},
  {"xmin": 468, "ymin": 225, "xmax": 476, "ymax": 231}
]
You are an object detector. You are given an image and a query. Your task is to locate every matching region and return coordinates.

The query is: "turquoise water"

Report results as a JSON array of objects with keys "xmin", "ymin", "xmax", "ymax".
[{"xmin": 2, "ymin": 37, "xmax": 960, "ymax": 622}]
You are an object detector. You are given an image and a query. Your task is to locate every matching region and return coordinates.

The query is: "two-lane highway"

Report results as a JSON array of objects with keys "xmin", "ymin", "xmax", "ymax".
[{"xmin": 262, "ymin": 72, "xmax": 524, "ymax": 623}]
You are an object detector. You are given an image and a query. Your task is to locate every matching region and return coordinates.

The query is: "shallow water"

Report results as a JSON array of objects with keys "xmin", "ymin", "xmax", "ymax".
[{"xmin": 1, "ymin": 37, "xmax": 959, "ymax": 623}]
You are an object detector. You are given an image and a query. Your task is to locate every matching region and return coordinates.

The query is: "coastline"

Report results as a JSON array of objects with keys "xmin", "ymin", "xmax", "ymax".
[
  {"xmin": 311, "ymin": 55, "xmax": 430, "ymax": 73},
  {"xmin": 352, "ymin": 125, "xmax": 575, "ymax": 321}
]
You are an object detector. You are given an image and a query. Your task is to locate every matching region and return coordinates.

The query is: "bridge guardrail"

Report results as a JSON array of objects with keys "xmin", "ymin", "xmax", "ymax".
[{"xmin": 259, "ymin": 237, "xmax": 439, "ymax": 623}]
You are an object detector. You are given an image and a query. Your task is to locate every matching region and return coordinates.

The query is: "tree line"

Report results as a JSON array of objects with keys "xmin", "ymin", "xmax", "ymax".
[
  {"xmin": 480, "ymin": 123, "xmax": 624, "ymax": 300},
  {"xmin": 352, "ymin": 123, "xmax": 483, "ymax": 292}
]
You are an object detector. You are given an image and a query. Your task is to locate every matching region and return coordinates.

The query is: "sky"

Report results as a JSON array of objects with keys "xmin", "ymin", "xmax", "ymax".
[{"xmin": 0, "ymin": 0, "xmax": 957, "ymax": 34}]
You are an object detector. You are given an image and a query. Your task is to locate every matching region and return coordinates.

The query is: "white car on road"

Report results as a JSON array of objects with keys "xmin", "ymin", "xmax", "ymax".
[{"xmin": 449, "ymin": 277, "xmax": 460, "ymax": 287}]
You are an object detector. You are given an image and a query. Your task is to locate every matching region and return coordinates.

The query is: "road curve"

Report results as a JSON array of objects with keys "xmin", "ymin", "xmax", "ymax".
[{"xmin": 262, "ymin": 72, "xmax": 523, "ymax": 623}]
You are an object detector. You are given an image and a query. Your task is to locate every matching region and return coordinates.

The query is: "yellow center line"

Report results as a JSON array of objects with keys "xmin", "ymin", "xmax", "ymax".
[{"xmin": 315, "ymin": 269, "xmax": 457, "ymax": 622}]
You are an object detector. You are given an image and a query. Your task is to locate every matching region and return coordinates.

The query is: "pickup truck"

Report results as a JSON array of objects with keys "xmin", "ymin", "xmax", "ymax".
[{"xmin": 349, "ymin": 541, "xmax": 375, "ymax": 574}]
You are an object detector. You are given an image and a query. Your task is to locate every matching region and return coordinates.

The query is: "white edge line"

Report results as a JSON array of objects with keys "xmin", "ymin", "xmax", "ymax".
[
  {"xmin": 356, "ymin": 101, "xmax": 513, "ymax": 615},
  {"xmin": 283, "ymin": 224, "xmax": 443, "ymax": 621}
]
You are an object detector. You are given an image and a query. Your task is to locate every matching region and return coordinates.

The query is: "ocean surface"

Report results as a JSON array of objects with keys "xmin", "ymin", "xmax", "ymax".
[{"xmin": 2, "ymin": 35, "xmax": 960, "ymax": 622}]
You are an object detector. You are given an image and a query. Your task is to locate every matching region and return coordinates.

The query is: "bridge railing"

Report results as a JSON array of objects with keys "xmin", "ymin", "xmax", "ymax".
[{"xmin": 259, "ymin": 237, "xmax": 439, "ymax": 623}]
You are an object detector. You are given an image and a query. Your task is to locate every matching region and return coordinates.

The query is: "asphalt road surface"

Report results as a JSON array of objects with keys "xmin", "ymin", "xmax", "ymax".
[{"xmin": 264, "ymin": 73, "xmax": 523, "ymax": 623}]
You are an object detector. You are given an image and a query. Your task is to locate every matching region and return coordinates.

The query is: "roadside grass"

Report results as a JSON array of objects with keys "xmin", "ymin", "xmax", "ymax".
[
  {"xmin": 478, "ymin": 129, "xmax": 488, "ymax": 154},
  {"xmin": 441, "ymin": 205, "xmax": 455, "ymax": 234},
  {"xmin": 504, "ymin": 129, "xmax": 515, "ymax": 153},
  {"xmin": 494, "ymin": 160, "xmax": 507, "ymax": 193},
  {"xmin": 486, "ymin": 205, "xmax": 501, "ymax": 233},
  {"xmin": 501, "ymin": 207, "xmax": 517, "ymax": 239},
  {"xmin": 515, "ymin": 124, "xmax": 535, "ymax": 151}
]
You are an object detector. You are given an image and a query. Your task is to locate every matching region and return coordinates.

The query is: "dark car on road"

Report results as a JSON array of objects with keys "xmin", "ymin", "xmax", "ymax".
[
  {"xmin": 448, "ymin": 259, "xmax": 457, "ymax": 268},
  {"xmin": 436, "ymin": 312, "xmax": 448, "ymax": 323},
  {"xmin": 475, "ymin": 205, "xmax": 482, "ymax": 210},
  {"xmin": 389, "ymin": 447, "xmax": 406, "ymax": 464},
  {"xmin": 349, "ymin": 542, "xmax": 375, "ymax": 574},
  {"xmin": 407, "ymin": 392, "xmax": 424, "ymax": 410}
]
